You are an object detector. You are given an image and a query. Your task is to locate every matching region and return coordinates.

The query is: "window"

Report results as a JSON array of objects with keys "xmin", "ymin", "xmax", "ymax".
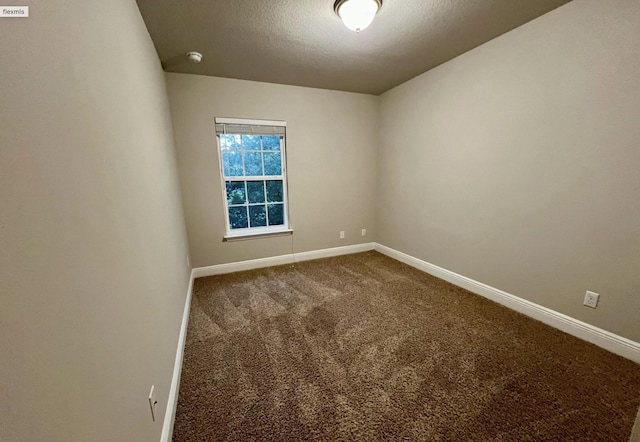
[{"xmin": 215, "ymin": 117, "xmax": 291, "ymax": 239}]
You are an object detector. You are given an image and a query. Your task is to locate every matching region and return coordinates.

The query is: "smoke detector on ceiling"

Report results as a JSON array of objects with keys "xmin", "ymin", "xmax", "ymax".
[{"xmin": 186, "ymin": 51, "xmax": 203, "ymax": 63}]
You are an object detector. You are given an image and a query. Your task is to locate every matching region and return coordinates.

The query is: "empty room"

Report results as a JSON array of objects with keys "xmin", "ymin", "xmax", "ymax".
[{"xmin": 1, "ymin": 0, "xmax": 639, "ymax": 440}]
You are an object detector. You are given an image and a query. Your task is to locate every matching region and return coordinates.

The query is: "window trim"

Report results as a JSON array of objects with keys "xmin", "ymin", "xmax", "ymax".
[
  {"xmin": 222, "ymin": 229, "xmax": 294, "ymax": 242},
  {"xmin": 215, "ymin": 117, "xmax": 292, "ymax": 240}
]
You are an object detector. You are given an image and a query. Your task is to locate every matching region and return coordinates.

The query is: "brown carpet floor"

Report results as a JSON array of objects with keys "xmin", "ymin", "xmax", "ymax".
[{"xmin": 173, "ymin": 251, "xmax": 640, "ymax": 441}]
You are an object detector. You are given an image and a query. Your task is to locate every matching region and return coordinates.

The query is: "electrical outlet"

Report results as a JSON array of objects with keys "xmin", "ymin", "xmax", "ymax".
[
  {"xmin": 148, "ymin": 385, "xmax": 157, "ymax": 422},
  {"xmin": 339, "ymin": 231, "xmax": 345, "ymax": 239},
  {"xmin": 187, "ymin": 255, "xmax": 191, "ymax": 268},
  {"xmin": 361, "ymin": 229, "xmax": 366, "ymax": 237},
  {"xmin": 583, "ymin": 291, "xmax": 599, "ymax": 309}
]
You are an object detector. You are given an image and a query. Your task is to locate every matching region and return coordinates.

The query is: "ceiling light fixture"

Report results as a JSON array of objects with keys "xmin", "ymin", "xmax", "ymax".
[{"xmin": 334, "ymin": 0, "xmax": 382, "ymax": 33}]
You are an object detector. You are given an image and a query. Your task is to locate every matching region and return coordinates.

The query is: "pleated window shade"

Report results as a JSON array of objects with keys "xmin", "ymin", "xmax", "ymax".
[{"xmin": 215, "ymin": 118, "xmax": 286, "ymax": 136}]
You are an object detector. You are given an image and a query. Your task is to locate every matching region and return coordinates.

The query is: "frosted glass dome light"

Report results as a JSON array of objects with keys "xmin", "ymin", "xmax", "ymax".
[{"xmin": 334, "ymin": 0, "xmax": 382, "ymax": 32}]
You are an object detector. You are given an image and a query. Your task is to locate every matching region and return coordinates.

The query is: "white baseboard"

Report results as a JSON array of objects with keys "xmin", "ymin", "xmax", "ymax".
[
  {"xmin": 374, "ymin": 243, "xmax": 640, "ymax": 364},
  {"xmin": 192, "ymin": 242, "xmax": 375, "ymax": 278},
  {"xmin": 161, "ymin": 270, "xmax": 195, "ymax": 442}
]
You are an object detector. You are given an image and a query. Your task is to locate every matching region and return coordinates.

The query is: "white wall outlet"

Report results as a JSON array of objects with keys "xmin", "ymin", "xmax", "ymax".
[
  {"xmin": 148, "ymin": 385, "xmax": 157, "ymax": 422},
  {"xmin": 583, "ymin": 291, "xmax": 599, "ymax": 309},
  {"xmin": 339, "ymin": 231, "xmax": 345, "ymax": 239},
  {"xmin": 187, "ymin": 255, "xmax": 191, "ymax": 268},
  {"xmin": 361, "ymin": 229, "xmax": 366, "ymax": 237}
]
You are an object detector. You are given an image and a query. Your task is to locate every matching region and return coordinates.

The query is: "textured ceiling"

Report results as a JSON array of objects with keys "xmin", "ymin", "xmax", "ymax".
[{"xmin": 136, "ymin": 0, "xmax": 571, "ymax": 95}]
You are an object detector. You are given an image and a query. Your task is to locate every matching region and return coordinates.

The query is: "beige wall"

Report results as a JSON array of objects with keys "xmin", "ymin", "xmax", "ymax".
[
  {"xmin": 0, "ymin": 1, "xmax": 190, "ymax": 440},
  {"xmin": 631, "ymin": 407, "xmax": 640, "ymax": 442},
  {"xmin": 377, "ymin": 0, "xmax": 640, "ymax": 342},
  {"xmin": 166, "ymin": 73, "xmax": 378, "ymax": 267}
]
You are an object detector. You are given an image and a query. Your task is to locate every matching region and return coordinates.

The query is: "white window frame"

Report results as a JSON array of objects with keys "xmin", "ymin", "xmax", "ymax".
[{"xmin": 215, "ymin": 117, "xmax": 292, "ymax": 240}]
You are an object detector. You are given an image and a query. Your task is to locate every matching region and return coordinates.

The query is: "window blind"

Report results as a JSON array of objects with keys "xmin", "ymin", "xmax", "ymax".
[{"xmin": 215, "ymin": 117, "xmax": 286, "ymax": 136}]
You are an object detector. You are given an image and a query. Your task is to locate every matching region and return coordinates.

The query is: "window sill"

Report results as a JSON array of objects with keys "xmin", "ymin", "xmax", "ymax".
[{"xmin": 223, "ymin": 229, "xmax": 294, "ymax": 242}]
